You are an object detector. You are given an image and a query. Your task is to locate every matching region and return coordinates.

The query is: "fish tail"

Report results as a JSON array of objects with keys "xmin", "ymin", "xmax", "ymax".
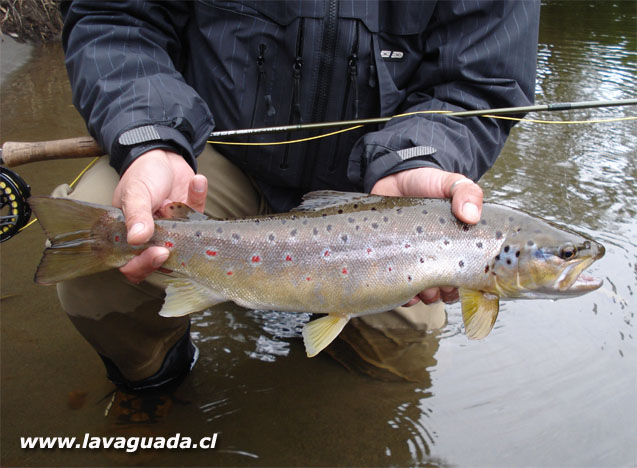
[{"xmin": 29, "ymin": 196, "xmax": 124, "ymax": 285}]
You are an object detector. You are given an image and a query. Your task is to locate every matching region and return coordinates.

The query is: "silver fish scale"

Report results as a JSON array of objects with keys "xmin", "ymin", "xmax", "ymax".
[{"xmin": 154, "ymin": 199, "xmax": 526, "ymax": 318}]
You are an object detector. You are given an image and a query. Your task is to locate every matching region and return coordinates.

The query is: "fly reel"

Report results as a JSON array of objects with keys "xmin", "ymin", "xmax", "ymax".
[{"xmin": 0, "ymin": 166, "xmax": 31, "ymax": 243}]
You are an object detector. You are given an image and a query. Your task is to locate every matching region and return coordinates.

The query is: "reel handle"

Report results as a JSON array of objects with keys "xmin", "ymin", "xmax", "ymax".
[{"xmin": 0, "ymin": 137, "xmax": 104, "ymax": 167}]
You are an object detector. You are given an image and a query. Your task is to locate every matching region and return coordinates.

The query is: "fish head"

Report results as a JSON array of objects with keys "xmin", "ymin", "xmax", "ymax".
[{"xmin": 490, "ymin": 223, "xmax": 605, "ymax": 300}]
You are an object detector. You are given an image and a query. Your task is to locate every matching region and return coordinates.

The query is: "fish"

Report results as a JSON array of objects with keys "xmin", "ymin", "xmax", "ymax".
[{"xmin": 29, "ymin": 191, "xmax": 605, "ymax": 357}]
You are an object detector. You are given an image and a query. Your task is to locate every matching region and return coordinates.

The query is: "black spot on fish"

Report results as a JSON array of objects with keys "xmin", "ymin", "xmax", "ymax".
[
  {"xmin": 485, "ymin": 265, "xmax": 490, "ymax": 273},
  {"xmin": 291, "ymin": 215, "xmax": 298, "ymax": 220},
  {"xmin": 509, "ymin": 216, "xmax": 514, "ymax": 222},
  {"xmin": 420, "ymin": 257, "xmax": 425, "ymax": 263},
  {"xmin": 516, "ymin": 251, "xmax": 521, "ymax": 257},
  {"xmin": 504, "ymin": 245, "xmax": 510, "ymax": 253},
  {"xmin": 459, "ymin": 260, "xmax": 465, "ymax": 268},
  {"xmin": 269, "ymin": 234, "xmax": 275, "ymax": 241},
  {"xmin": 195, "ymin": 231, "xmax": 202, "ymax": 237},
  {"xmin": 506, "ymin": 259, "xmax": 512, "ymax": 265},
  {"xmin": 326, "ymin": 225, "xmax": 333, "ymax": 232},
  {"xmin": 338, "ymin": 209, "xmax": 343, "ymax": 214},
  {"xmin": 216, "ymin": 227, "xmax": 223, "ymax": 234},
  {"xmin": 462, "ymin": 224, "xmax": 470, "ymax": 231},
  {"xmin": 396, "ymin": 208, "xmax": 403, "ymax": 214},
  {"xmin": 371, "ymin": 223, "xmax": 379, "ymax": 229},
  {"xmin": 363, "ymin": 217, "xmax": 368, "ymax": 222},
  {"xmin": 481, "ymin": 220, "xmax": 487, "ymax": 226},
  {"xmin": 171, "ymin": 222, "xmax": 177, "ymax": 229},
  {"xmin": 254, "ymin": 219, "xmax": 260, "ymax": 224},
  {"xmin": 322, "ymin": 213, "xmax": 327, "ymax": 218},
  {"xmin": 407, "ymin": 275, "xmax": 412, "ymax": 282},
  {"xmin": 422, "ymin": 209, "xmax": 428, "ymax": 215},
  {"xmin": 476, "ymin": 242, "xmax": 483, "ymax": 248},
  {"xmin": 355, "ymin": 225, "xmax": 360, "ymax": 231},
  {"xmin": 527, "ymin": 240, "xmax": 534, "ymax": 246},
  {"xmin": 290, "ymin": 229, "xmax": 297, "ymax": 237},
  {"xmin": 348, "ymin": 217, "xmax": 356, "ymax": 224},
  {"xmin": 281, "ymin": 219, "xmax": 287, "ymax": 225},
  {"xmin": 303, "ymin": 220, "xmax": 308, "ymax": 225},
  {"xmin": 313, "ymin": 228, "xmax": 319, "ymax": 236},
  {"xmin": 443, "ymin": 240, "xmax": 450, "ymax": 245},
  {"xmin": 439, "ymin": 217, "xmax": 446, "ymax": 224},
  {"xmin": 232, "ymin": 233, "xmax": 241, "ymax": 240},
  {"xmin": 341, "ymin": 234, "xmax": 349, "ymax": 243},
  {"xmin": 383, "ymin": 216, "xmax": 389, "ymax": 222},
  {"xmin": 371, "ymin": 207, "xmax": 377, "ymax": 211},
  {"xmin": 495, "ymin": 254, "xmax": 501, "ymax": 261},
  {"xmin": 496, "ymin": 231, "xmax": 503, "ymax": 240},
  {"xmin": 416, "ymin": 226, "xmax": 424, "ymax": 234}
]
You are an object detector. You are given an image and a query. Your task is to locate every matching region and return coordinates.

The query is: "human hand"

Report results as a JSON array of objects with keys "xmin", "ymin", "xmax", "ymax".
[
  {"xmin": 112, "ymin": 149, "xmax": 208, "ymax": 283},
  {"xmin": 371, "ymin": 166, "xmax": 483, "ymax": 305}
]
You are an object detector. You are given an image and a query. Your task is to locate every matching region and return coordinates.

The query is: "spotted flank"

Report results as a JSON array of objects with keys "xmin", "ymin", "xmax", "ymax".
[{"xmin": 30, "ymin": 191, "xmax": 604, "ymax": 357}]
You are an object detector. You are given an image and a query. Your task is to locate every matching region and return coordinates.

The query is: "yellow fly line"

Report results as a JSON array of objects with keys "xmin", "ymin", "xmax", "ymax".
[{"xmin": 207, "ymin": 110, "xmax": 637, "ymax": 146}]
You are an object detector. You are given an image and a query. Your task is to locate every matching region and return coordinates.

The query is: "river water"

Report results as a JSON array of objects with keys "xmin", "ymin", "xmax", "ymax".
[{"xmin": 1, "ymin": 2, "xmax": 635, "ymax": 467}]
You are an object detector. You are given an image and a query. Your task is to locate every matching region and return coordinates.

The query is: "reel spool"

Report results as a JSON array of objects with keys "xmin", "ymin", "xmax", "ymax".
[{"xmin": 0, "ymin": 166, "xmax": 31, "ymax": 243}]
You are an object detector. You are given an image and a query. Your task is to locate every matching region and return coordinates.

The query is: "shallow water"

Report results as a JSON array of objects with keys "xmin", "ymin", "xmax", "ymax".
[{"xmin": 1, "ymin": 2, "xmax": 635, "ymax": 467}]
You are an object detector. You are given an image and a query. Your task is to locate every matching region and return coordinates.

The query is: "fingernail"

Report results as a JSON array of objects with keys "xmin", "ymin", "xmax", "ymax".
[
  {"xmin": 129, "ymin": 223, "xmax": 145, "ymax": 238},
  {"xmin": 193, "ymin": 177, "xmax": 206, "ymax": 193},
  {"xmin": 462, "ymin": 202, "xmax": 479, "ymax": 222},
  {"xmin": 152, "ymin": 250, "xmax": 170, "ymax": 268}
]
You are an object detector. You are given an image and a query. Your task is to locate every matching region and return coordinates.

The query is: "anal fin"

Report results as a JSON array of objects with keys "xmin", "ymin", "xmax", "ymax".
[
  {"xmin": 459, "ymin": 289, "xmax": 500, "ymax": 340},
  {"xmin": 159, "ymin": 278, "xmax": 226, "ymax": 317},
  {"xmin": 302, "ymin": 314, "xmax": 349, "ymax": 357}
]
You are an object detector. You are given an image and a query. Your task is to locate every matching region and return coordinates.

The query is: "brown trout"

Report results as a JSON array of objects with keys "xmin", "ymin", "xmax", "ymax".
[{"xmin": 30, "ymin": 192, "xmax": 604, "ymax": 356}]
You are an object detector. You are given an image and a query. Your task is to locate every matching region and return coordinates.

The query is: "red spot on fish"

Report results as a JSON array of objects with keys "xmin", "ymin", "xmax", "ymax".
[
  {"xmin": 342, "ymin": 268, "xmax": 348, "ymax": 275},
  {"xmin": 306, "ymin": 277, "xmax": 311, "ymax": 281},
  {"xmin": 367, "ymin": 248, "xmax": 373, "ymax": 254},
  {"xmin": 165, "ymin": 241, "xmax": 174, "ymax": 248},
  {"xmin": 388, "ymin": 267, "xmax": 393, "ymax": 272},
  {"xmin": 227, "ymin": 271, "xmax": 233, "ymax": 276},
  {"xmin": 404, "ymin": 243, "xmax": 411, "ymax": 249},
  {"xmin": 114, "ymin": 235, "xmax": 120, "ymax": 242},
  {"xmin": 251, "ymin": 255, "xmax": 261, "ymax": 263},
  {"xmin": 286, "ymin": 255, "xmax": 293, "ymax": 262},
  {"xmin": 206, "ymin": 250, "xmax": 217, "ymax": 257},
  {"xmin": 324, "ymin": 250, "xmax": 330, "ymax": 257},
  {"xmin": 181, "ymin": 262, "xmax": 186, "ymax": 267}
]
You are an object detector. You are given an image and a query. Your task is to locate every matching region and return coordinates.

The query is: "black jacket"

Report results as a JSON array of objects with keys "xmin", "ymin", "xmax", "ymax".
[{"xmin": 61, "ymin": 0, "xmax": 539, "ymax": 212}]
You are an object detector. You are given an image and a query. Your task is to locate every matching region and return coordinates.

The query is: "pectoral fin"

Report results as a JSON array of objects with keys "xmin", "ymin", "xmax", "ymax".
[
  {"xmin": 302, "ymin": 314, "xmax": 350, "ymax": 357},
  {"xmin": 459, "ymin": 289, "xmax": 500, "ymax": 340},
  {"xmin": 159, "ymin": 279, "xmax": 226, "ymax": 317}
]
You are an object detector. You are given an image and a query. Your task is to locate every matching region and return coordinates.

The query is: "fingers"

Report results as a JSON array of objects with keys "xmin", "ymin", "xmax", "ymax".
[
  {"xmin": 418, "ymin": 287, "xmax": 460, "ymax": 305},
  {"xmin": 119, "ymin": 246, "xmax": 170, "ymax": 283},
  {"xmin": 446, "ymin": 176, "xmax": 483, "ymax": 225}
]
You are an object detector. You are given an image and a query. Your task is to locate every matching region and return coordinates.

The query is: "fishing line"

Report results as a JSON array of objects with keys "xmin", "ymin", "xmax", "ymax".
[{"xmin": 207, "ymin": 111, "xmax": 637, "ymax": 146}]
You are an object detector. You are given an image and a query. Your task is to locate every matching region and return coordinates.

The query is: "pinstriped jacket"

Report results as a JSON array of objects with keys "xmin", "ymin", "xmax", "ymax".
[{"xmin": 61, "ymin": 0, "xmax": 540, "ymax": 212}]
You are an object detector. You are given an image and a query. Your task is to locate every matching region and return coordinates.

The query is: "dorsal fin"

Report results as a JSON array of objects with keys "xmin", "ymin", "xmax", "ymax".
[
  {"xmin": 161, "ymin": 202, "xmax": 215, "ymax": 221},
  {"xmin": 292, "ymin": 191, "xmax": 385, "ymax": 212}
]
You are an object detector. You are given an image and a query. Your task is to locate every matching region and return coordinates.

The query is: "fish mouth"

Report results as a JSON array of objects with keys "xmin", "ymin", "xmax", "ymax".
[{"xmin": 557, "ymin": 257, "xmax": 603, "ymax": 295}]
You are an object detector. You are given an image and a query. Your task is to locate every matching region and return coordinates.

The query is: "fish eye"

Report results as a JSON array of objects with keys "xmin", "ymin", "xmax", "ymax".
[{"xmin": 558, "ymin": 243, "xmax": 577, "ymax": 260}]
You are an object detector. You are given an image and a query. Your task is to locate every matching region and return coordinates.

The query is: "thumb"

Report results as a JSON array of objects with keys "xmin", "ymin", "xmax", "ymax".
[{"xmin": 115, "ymin": 181, "xmax": 156, "ymax": 245}]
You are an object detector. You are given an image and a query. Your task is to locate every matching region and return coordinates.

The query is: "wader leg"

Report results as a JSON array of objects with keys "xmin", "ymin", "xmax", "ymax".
[{"xmin": 53, "ymin": 146, "xmax": 268, "ymax": 390}]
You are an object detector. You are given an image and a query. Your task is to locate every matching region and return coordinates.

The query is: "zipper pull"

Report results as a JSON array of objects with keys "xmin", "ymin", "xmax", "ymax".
[
  {"xmin": 348, "ymin": 53, "xmax": 359, "ymax": 119},
  {"xmin": 292, "ymin": 56, "xmax": 303, "ymax": 122}
]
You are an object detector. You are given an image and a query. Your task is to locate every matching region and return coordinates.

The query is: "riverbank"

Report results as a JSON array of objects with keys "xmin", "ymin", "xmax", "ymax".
[
  {"xmin": 0, "ymin": 35, "xmax": 33, "ymax": 85},
  {"xmin": 0, "ymin": 0, "xmax": 62, "ymax": 43}
]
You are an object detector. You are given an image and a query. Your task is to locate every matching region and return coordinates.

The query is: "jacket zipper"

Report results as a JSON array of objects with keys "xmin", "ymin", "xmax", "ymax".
[
  {"xmin": 329, "ymin": 21, "xmax": 359, "ymax": 172},
  {"xmin": 302, "ymin": 0, "xmax": 339, "ymax": 187},
  {"xmin": 281, "ymin": 18, "xmax": 305, "ymax": 170}
]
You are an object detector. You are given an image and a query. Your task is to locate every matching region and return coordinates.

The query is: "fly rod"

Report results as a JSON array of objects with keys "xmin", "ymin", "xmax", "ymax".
[{"xmin": 1, "ymin": 98, "xmax": 636, "ymax": 167}]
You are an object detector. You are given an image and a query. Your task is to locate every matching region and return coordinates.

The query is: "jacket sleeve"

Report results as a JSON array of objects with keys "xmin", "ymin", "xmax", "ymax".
[
  {"xmin": 348, "ymin": 0, "xmax": 540, "ymax": 192},
  {"xmin": 60, "ymin": 1, "xmax": 214, "ymax": 174}
]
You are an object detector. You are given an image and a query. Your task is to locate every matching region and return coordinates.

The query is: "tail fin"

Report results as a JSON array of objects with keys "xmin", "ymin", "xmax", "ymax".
[{"xmin": 29, "ymin": 196, "xmax": 123, "ymax": 285}]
